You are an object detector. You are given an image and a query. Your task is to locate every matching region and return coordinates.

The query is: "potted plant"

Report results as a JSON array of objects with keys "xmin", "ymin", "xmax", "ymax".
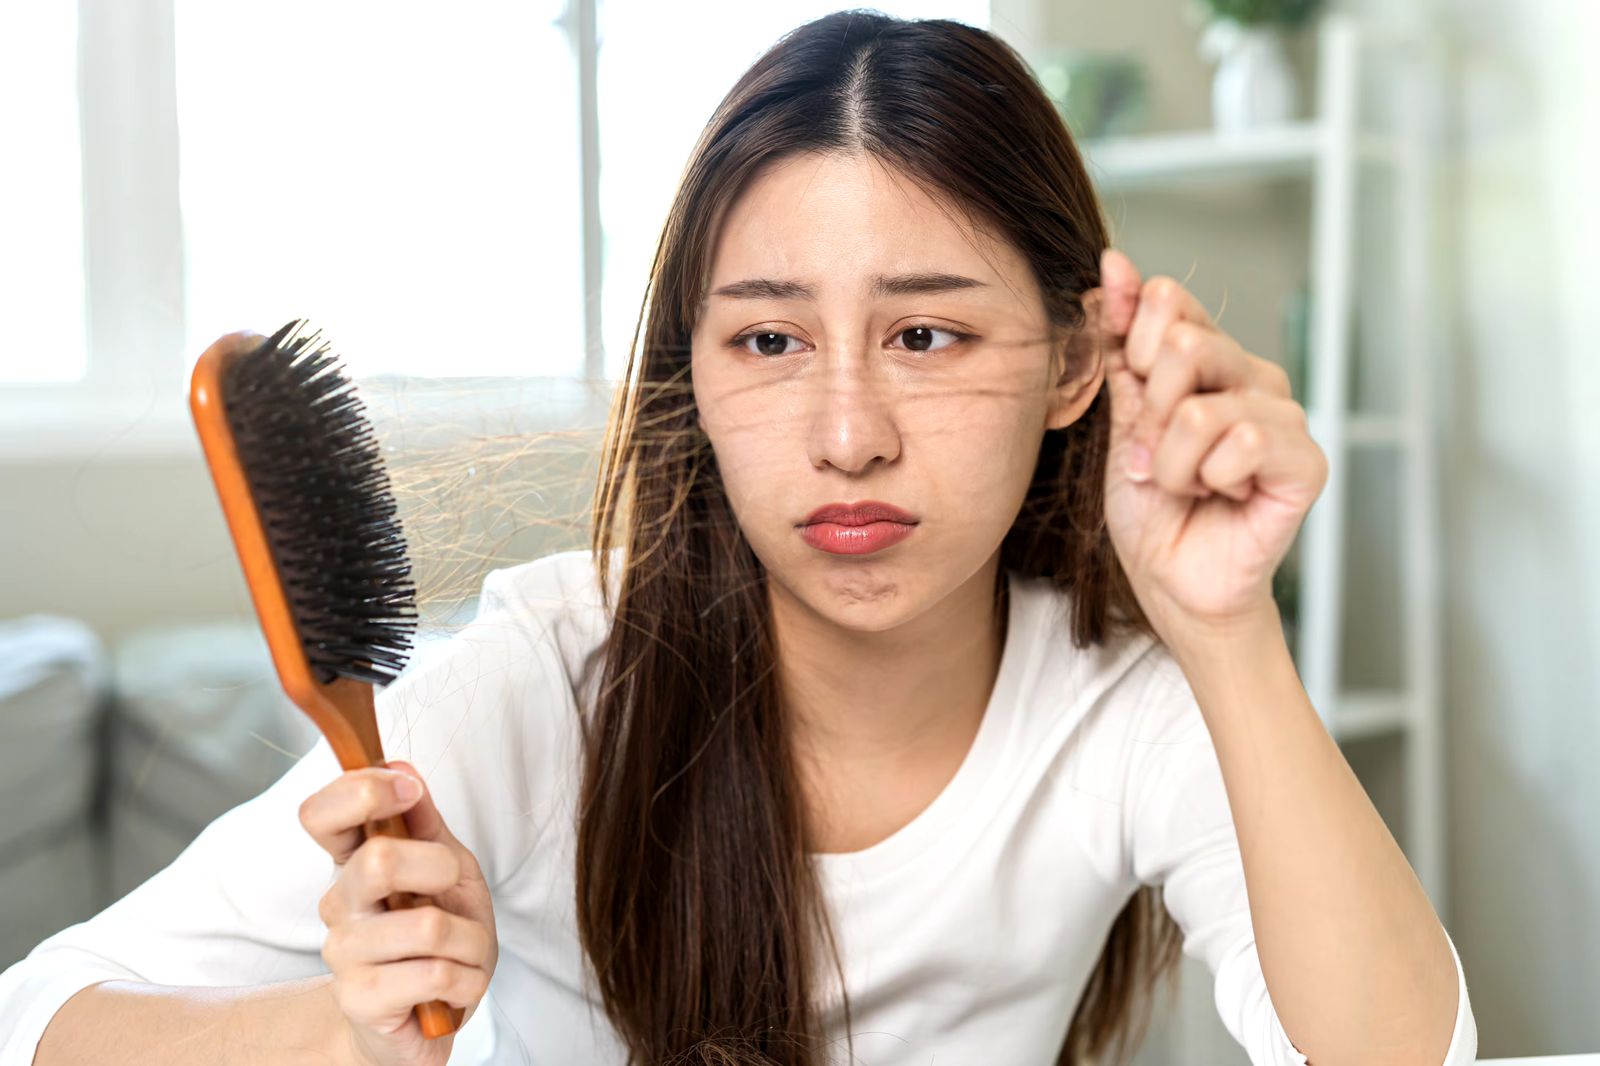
[{"xmin": 1191, "ymin": 0, "xmax": 1324, "ymax": 132}]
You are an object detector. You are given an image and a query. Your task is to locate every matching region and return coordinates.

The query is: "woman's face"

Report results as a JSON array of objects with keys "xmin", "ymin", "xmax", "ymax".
[{"xmin": 690, "ymin": 150, "xmax": 1100, "ymax": 632}]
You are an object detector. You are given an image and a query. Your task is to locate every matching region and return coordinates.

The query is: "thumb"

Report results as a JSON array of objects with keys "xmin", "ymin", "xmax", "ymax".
[
  {"xmin": 1069, "ymin": 248, "xmax": 1141, "ymax": 378},
  {"xmin": 1097, "ymin": 247, "xmax": 1142, "ymax": 360},
  {"xmin": 385, "ymin": 759, "xmax": 455, "ymax": 847},
  {"xmin": 1097, "ymin": 248, "xmax": 1145, "ymax": 444}
]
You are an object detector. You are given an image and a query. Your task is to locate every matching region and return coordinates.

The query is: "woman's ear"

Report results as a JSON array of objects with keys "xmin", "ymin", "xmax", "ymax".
[{"xmin": 1044, "ymin": 289, "xmax": 1108, "ymax": 431}]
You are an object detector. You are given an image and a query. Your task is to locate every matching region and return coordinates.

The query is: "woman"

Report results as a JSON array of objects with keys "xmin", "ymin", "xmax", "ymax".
[{"xmin": 3, "ymin": 9, "xmax": 1474, "ymax": 1066}]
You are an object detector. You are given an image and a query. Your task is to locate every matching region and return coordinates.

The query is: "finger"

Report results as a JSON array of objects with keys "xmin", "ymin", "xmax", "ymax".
[
  {"xmin": 1203, "ymin": 398, "xmax": 1327, "ymax": 499},
  {"xmin": 1148, "ymin": 391, "xmax": 1255, "ymax": 498},
  {"xmin": 1124, "ymin": 274, "xmax": 1218, "ymax": 379},
  {"xmin": 337, "ymin": 957, "xmax": 492, "ymax": 1027},
  {"xmin": 330, "ymin": 835, "xmax": 463, "ymax": 925},
  {"xmin": 322, "ymin": 904, "xmax": 494, "ymax": 974},
  {"xmin": 1131, "ymin": 321, "xmax": 1260, "ymax": 452},
  {"xmin": 1258, "ymin": 356, "xmax": 1294, "ymax": 399},
  {"xmin": 1196, "ymin": 420, "xmax": 1268, "ymax": 501},
  {"xmin": 299, "ymin": 767, "xmax": 426, "ymax": 865}
]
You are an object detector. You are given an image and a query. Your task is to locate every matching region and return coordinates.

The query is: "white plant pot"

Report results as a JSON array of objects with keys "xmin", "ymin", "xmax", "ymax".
[{"xmin": 1200, "ymin": 20, "xmax": 1299, "ymax": 132}]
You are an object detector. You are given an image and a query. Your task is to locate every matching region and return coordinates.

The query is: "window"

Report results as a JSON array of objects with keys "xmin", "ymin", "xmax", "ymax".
[{"xmin": 174, "ymin": 1, "xmax": 583, "ymax": 380}]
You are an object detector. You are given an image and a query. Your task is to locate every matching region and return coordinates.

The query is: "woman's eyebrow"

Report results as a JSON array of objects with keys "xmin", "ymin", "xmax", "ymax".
[{"xmin": 705, "ymin": 271, "xmax": 988, "ymax": 305}]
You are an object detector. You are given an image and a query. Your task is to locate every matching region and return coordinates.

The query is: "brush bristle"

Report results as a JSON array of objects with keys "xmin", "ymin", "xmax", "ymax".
[{"xmin": 223, "ymin": 319, "xmax": 418, "ymax": 686}]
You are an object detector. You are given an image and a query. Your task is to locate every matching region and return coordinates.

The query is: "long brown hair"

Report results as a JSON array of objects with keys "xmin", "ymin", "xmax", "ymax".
[{"xmin": 577, "ymin": 9, "xmax": 1182, "ymax": 1064}]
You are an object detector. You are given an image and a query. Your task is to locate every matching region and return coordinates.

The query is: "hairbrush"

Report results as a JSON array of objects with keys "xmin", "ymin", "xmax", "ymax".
[{"xmin": 189, "ymin": 319, "xmax": 463, "ymax": 1039}]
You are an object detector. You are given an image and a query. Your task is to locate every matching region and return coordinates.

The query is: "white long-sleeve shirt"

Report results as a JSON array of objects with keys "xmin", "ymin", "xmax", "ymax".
[{"xmin": 0, "ymin": 548, "xmax": 1477, "ymax": 1065}]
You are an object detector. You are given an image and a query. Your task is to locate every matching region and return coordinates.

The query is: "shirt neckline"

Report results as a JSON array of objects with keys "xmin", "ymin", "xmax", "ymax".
[{"xmin": 809, "ymin": 567, "xmax": 1040, "ymax": 887}]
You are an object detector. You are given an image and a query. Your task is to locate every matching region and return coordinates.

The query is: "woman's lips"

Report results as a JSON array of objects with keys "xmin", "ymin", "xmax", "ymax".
[
  {"xmin": 800, "ymin": 500, "xmax": 919, "ymax": 525},
  {"xmin": 797, "ymin": 500, "xmax": 919, "ymax": 555},
  {"xmin": 798, "ymin": 519, "xmax": 917, "ymax": 555}
]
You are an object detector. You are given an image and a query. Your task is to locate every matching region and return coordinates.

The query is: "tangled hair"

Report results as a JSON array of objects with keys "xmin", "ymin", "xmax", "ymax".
[{"xmin": 570, "ymin": 9, "xmax": 1183, "ymax": 1064}]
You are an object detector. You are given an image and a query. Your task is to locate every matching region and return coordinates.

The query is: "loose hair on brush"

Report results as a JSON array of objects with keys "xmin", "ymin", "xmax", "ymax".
[{"xmin": 562, "ymin": 9, "xmax": 1184, "ymax": 1065}]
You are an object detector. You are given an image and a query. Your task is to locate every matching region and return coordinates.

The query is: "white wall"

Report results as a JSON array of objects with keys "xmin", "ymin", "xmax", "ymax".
[{"xmin": 1434, "ymin": 0, "xmax": 1600, "ymax": 1053}]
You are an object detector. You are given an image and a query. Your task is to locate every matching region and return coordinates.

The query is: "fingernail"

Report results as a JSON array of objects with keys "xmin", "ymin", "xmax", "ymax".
[
  {"xmin": 1125, "ymin": 442, "xmax": 1152, "ymax": 481},
  {"xmin": 394, "ymin": 774, "xmax": 422, "ymax": 803}
]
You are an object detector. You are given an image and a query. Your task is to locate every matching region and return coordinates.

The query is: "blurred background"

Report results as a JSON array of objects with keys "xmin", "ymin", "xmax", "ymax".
[{"xmin": 1, "ymin": 0, "xmax": 1596, "ymax": 1060}]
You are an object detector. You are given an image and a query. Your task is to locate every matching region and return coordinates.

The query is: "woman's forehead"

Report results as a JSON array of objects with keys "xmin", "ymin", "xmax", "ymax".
[
  {"xmin": 703, "ymin": 162, "xmax": 1024, "ymax": 304},
  {"xmin": 720, "ymin": 154, "xmax": 998, "ymax": 250}
]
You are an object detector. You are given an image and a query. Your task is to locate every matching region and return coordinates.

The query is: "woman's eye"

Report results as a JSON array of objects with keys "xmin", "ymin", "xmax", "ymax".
[
  {"xmin": 736, "ymin": 331, "xmax": 800, "ymax": 357},
  {"xmin": 894, "ymin": 325, "xmax": 967, "ymax": 353}
]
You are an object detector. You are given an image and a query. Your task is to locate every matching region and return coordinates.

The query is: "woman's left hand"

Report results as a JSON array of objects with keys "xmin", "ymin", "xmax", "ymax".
[{"xmin": 1089, "ymin": 247, "xmax": 1329, "ymax": 641}]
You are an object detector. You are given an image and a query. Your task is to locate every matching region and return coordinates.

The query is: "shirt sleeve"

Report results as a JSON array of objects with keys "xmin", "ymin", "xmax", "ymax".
[
  {"xmin": 1122, "ymin": 643, "xmax": 1478, "ymax": 1066},
  {"xmin": 0, "ymin": 564, "xmax": 570, "ymax": 1066}
]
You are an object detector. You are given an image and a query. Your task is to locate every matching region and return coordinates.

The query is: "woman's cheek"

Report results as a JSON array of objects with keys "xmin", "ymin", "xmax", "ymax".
[{"xmin": 963, "ymin": 406, "xmax": 1045, "ymax": 515}]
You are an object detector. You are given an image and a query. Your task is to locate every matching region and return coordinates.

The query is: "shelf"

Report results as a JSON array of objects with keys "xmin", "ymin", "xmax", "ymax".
[
  {"xmin": 1345, "ymin": 413, "xmax": 1412, "ymax": 447},
  {"xmin": 1329, "ymin": 689, "xmax": 1412, "ymax": 741},
  {"xmin": 1307, "ymin": 409, "xmax": 1413, "ymax": 449},
  {"xmin": 1080, "ymin": 120, "xmax": 1398, "ymax": 190},
  {"xmin": 1083, "ymin": 121, "xmax": 1322, "ymax": 188}
]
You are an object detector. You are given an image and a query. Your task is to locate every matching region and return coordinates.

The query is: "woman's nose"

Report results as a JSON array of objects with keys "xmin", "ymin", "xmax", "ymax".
[{"xmin": 802, "ymin": 355, "xmax": 902, "ymax": 474}]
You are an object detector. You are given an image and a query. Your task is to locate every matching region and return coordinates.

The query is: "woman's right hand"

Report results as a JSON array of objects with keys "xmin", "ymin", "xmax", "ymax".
[{"xmin": 298, "ymin": 760, "xmax": 500, "ymax": 1066}]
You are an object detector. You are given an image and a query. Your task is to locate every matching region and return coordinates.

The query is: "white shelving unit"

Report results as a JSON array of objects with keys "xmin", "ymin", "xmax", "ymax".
[{"xmin": 1078, "ymin": 13, "xmax": 1446, "ymax": 1064}]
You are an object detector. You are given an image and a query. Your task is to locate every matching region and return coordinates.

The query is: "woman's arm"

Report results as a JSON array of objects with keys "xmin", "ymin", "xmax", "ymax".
[
  {"xmin": 1165, "ymin": 601, "xmax": 1463, "ymax": 1066},
  {"xmin": 1086, "ymin": 245, "xmax": 1470, "ymax": 1065},
  {"xmin": 33, "ymin": 974, "xmax": 346, "ymax": 1066}
]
